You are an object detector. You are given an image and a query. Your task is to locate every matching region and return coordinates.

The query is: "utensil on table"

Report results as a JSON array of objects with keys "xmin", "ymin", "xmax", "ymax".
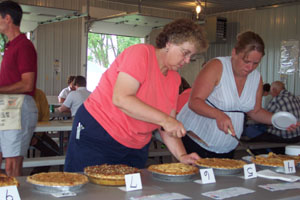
[{"xmin": 228, "ymin": 129, "xmax": 256, "ymax": 159}]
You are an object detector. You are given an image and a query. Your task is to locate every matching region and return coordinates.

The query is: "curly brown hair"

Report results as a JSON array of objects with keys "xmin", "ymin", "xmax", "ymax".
[
  {"xmin": 156, "ymin": 18, "xmax": 208, "ymax": 53},
  {"xmin": 234, "ymin": 31, "xmax": 265, "ymax": 57}
]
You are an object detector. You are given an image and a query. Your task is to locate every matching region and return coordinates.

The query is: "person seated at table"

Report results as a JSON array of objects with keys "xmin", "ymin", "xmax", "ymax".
[
  {"xmin": 30, "ymin": 88, "xmax": 60, "ymax": 175},
  {"xmin": 58, "ymin": 75, "xmax": 76, "ymax": 103},
  {"xmin": 64, "ymin": 18, "xmax": 209, "ymax": 172},
  {"xmin": 176, "ymin": 31, "xmax": 300, "ymax": 159},
  {"xmin": 244, "ymin": 81, "xmax": 300, "ymax": 143},
  {"xmin": 56, "ymin": 76, "xmax": 91, "ymax": 117}
]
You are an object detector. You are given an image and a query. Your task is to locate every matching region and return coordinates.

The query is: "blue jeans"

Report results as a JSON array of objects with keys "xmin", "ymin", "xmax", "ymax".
[
  {"xmin": 244, "ymin": 124, "xmax": 267, "ymax": 138},
  {"xmin": 64, "ymin": 104, "xmax": 151, "ymax": 172}
]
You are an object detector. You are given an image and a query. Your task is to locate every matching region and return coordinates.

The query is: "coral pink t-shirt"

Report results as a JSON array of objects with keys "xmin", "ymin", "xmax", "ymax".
[
  {"xmin": 177, "ymin": 88, "xmax": 191, "ymax": 114},
  {"xmin": 84, "ymin": 44, "xmax": 180, "ymax": 149}
]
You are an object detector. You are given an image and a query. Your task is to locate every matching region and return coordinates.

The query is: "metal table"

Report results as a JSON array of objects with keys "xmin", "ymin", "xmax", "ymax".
[
  {"xmin": 34, "ymin": 120, "xmax": 73, "ymax": 155},
  {"xmin": 17, "ymin": 170, "xmax": 300, "ymax": 200}
]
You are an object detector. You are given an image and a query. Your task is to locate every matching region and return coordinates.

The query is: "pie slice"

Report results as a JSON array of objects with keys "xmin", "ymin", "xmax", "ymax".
[
  {"xmin": 84, "ymin": 164, "xmax": 140, "ymax": 186},
  {"xmin": 195, "ymin": 158, "xmax": 246, "ymax": 169},
  {"xmin": 0, "ymin": 174, "xmax": 19, "ymax": 187},
  {"xmin": 147, "ymin": 163, "xmax": 199, "ymax": 175},
  {"xmin": 26, "ymin": 172, "xmax": 88, "ymax": 186}
]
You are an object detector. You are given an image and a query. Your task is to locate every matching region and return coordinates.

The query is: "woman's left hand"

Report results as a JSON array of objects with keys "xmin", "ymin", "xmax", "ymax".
[{"xmin": 179, "ymin": 153, "xmax": 201, "ymax": 165}]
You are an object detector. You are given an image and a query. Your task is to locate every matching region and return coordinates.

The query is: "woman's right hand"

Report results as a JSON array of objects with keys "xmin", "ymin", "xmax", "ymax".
[
  {"xmin": 161, "ymin": 116, "xmax": 186, "ymax": 138},
  {"xmin": 215, "ymin": 111, "xmax": 236, "ymax": 136}
]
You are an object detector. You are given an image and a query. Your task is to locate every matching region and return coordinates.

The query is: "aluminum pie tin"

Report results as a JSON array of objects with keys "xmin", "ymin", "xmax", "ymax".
[
  {"xmin": 242, "ymin": 155, "xmax": 300, "ymax": 173},
  {"xmin": 29, "ymin": 182, "xmax": 86, "ymax": 194},
  {"xmin": 197, "ymin": 166, "xmax": 242, "ymax": 176},
  {"xmin": 150, "ymin": 171, "xmax": 199, "ymax": 182}
]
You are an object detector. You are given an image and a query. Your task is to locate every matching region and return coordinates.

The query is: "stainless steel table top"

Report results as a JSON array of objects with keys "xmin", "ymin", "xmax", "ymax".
[{"xmin": 17, "ymin": 170, "xmax": 300, "ymax": 200}]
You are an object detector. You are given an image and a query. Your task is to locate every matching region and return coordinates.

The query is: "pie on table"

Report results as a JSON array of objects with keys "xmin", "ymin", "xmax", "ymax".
[
  {"xmin": 147, "ymin": 163, "xmax": 199, "ymax": 175},
  {"xmin": 26, "ymin": 172, "xmax": 88, "ymax": 186},
  {"xmin": 0, "ymin": 173, "xmax": 19, "ymax": 187},
  {"xmin": 84, "ymin": 164, "xmax": 140, "ymax": 186},
  {"xmin": 252, "ymin": 152, "xmax": 300, "ymax": 167},
  {"xmin": 195, "ymin": 158, "xmax": 246, "ymax": 169}
]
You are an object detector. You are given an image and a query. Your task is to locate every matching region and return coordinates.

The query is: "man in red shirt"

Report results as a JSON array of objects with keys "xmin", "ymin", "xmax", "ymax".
[{"xmin": 0, "ymin": 1, "xmax": 38, "ymax": 176}]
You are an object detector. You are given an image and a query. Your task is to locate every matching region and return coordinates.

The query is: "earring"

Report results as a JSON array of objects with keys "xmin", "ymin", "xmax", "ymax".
[{"xmin": 166, "ymin": 48, "xmax": 169, "ymax": 52}]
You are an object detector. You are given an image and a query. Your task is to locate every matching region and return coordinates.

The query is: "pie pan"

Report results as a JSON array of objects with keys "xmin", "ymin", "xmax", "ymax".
[
  {"xmin": 196, "ymin": 166, "xmax": 242, "ymax": 176},
  {"xmin": 86, "ymin": 176, "xmax": 125, "ymax": 186},
  {"xmin": 242, "ymin": 155, "xmax": 300, "ymax": 173},
  {"xmin": 149, "ymin": 171, "xmax": 199, "ymax": 182},
  {"xmin": 29, "ymin": 182, "xmax": 86, "ymax": 194}
]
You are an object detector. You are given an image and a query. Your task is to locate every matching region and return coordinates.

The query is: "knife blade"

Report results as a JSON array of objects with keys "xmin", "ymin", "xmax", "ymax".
[
  {"xmin": 160, "ymin": 127, "xmax": 209, "ymax": 147},
  {"xmin": 228, "ymin": 129, "xmax": 256, "ymax": 159},
  {"xmin": 187, "ymin": 131, "xmax": 209, "ymax": 147}
]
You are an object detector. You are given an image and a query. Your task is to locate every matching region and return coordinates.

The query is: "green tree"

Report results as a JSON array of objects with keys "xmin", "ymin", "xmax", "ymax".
[
  {"xmin": 0, "ymin": 34, "xmax": 7, "ymax": 53},
  {"xmin": 88, "ymin": 33, "xmax": 142, "ymax": 68}
]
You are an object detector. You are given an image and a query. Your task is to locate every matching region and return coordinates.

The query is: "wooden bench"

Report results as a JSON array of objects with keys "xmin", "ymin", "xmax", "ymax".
[{"xmin": 0, "ymin": 156, "xmax": 65, "ymax": 170}]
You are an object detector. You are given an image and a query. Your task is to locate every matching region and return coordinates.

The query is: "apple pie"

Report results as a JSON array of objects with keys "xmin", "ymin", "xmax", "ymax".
[
  {"xmin": 148, "ymin": 163, "xmax": 199, "ymax": 175},
  {"xmin": 195, "ymin": 158, "xmax": 246, "ymax": 169},
  {"xmin": 0, "ymin": 174, "xmax": 19, "ymax": 187},
  {"xmin": 26, "ymin": 172, "xmax": 88, "ymax": 186},
  {"xmin": 84, "ymin": 164, "xmax": 140, "ymax": 186},
  {"xmin": 252, "ymin": 152, "xmax": 300, "ymax": 167}
]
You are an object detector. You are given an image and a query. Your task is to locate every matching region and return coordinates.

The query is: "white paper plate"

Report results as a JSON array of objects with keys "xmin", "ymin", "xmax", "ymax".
[
  {"xmin": 285, "ymin": 145, "xmax": 300, "ymax": 156},
  {"xmin": 271, "ymin": 111, "xmax": 297, "ymax": 130}
]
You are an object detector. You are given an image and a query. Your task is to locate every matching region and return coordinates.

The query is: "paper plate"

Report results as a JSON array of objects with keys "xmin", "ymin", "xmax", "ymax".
[
  {"xmin": 271, "ymin": 111, "xmax": 297, "ymax": 130},
  {"xmin": 285, "ymin": 145, "xmax": 300, "ymax": 156}
]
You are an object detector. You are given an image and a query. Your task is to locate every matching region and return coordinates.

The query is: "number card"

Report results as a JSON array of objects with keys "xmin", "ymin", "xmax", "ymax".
[
  {"xmin": 200, "ymin": 168, "xmax": 216, "ymax": 184},
  {"xmin": 125, "ymin": 173, "xmax": 142, "ymax": 191},
  {"xmin": 243, "ymin": 164, "xmax": 257, "ymax": 179},
  {"xmin": 0, "ymin": 186, "xmax": 21, "ymax": 200},
  {"xmin": 284, "ymin": 160, "xmax": 296, "ymax": 174}
]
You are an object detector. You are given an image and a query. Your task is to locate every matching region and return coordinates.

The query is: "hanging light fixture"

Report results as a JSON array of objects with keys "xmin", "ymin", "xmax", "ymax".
[{"xmin": 195, "ymin": 0, "xmax": 202, "ymax": 19}]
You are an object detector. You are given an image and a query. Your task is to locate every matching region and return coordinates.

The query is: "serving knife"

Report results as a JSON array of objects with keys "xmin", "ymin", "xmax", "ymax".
[
  {"xmin": 160, "ymin": 127, "xmax": 209, "ymax": 147},
  {"xmin": 228, "ymin": 129, "xmax": 256, "ymax": 159},
  {"xmin": 186, "ymin": 131, "xmax": 209, "ymax": 147}
]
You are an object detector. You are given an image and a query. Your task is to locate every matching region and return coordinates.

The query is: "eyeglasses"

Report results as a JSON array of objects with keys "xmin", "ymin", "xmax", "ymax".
[{"xmin": 179, "ymin": 47, "xmax": 196, "ymax": 61}]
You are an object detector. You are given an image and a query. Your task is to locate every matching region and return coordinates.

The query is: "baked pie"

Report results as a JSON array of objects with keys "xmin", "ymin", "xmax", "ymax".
[
  {"xmin": 195, "ymin": 158, "xmax": 246, "ymax": 169},
  {"xmin": 0, "ymin": 174, "xmax": 19, "ymax": 187},
  {"xmin": 147, "ymin": 163, "xmax": 198, "ymax": 175},
  {"xmin": 26, "ymin": 172, "xmax": 88, "ymax": 186},
  {"xmin": 252, "ymin": 152, "xmax": 300, "ymax": 167},
  {"xmin": 84, "ymin": 164, "xmax": 140, "ymax": 186}
]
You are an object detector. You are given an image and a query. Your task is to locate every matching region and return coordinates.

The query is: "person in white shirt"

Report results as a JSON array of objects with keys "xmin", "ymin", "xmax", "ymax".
[
  {"xmin": 58, "ymin": 75, "xmax": 76, "ymax": 103},
  {"xmin": 56, "ymin": 76, "xmax": 91, "ymax": 117}
]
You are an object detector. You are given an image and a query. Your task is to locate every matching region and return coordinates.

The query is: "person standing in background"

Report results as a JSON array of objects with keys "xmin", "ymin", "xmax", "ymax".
[
  {"xmin": 0, "ymin": 1, "xmax": 38, "ymax": 176},
  {"xmin": 58, "ymin": 75, "xmax": 75, "ymax": 103}
]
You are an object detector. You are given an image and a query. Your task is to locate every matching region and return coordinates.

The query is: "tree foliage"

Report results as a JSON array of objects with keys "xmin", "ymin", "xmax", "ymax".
[
  {"xmin": 0, "ymin": 34, "xmax": 7, "ymax": 53},
  {"xmin": 88, "ymin": 33, "xmax": 142, "ymax": 68}
]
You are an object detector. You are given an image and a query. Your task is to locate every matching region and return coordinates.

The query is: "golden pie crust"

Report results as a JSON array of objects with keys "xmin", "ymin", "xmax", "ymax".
[
  {"xmin": 195, "ymin": 158, "xmax": 246, "ymax": 169},
  {"xmin": 0, "ymin": 174, "xmax": 19, "ymax": 187},
  {"xmin": 26, "ymin": 172, "xmax": 88, "ymax": 186},
  {"xmin": 148, "ymin": 163, "xmax": 199, "ymax": 175},
  {"xmin": 84, "ymin": 164, "xmax": 140, "ymax": 186},
  {"xmin": 252, "ymin": 152, "xmax": 300, "ymax": 167}
]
